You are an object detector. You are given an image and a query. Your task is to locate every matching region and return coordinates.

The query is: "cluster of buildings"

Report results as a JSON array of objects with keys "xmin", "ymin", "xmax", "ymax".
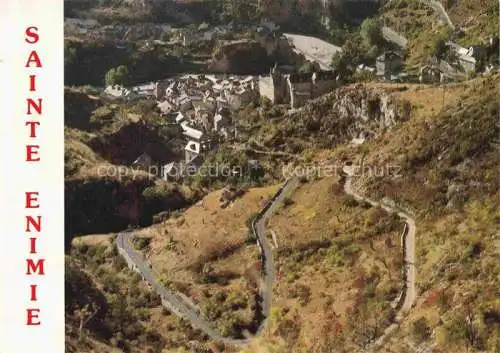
[
  {"xmin": 105, "ymin": 66, "xmax": 343, "ymax": 179},
  {"xmin": 419, "ymin": 39, "xmax": 498, "ymax": 83},
  {"xmin": 355, "ymin": 51, "xmax": 406, "ymax": 82},
  {"xmin": 156, "ymin": 74, "xmax": 260, "ymax": 174},
  {"xmin": 115, "ymin": 74, "xmax": 261, "ymax": 180}
]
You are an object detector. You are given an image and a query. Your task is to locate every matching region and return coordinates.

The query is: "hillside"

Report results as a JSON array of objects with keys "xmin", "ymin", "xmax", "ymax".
[
  {"xmin": 229, "ymin": 74, "xmax": 499, "ymax": 353},
  {"xmin": 379, "ymin": 0, "xmax": 498, "ymax": 70},
  {"xmin": 64, "ymin": 88, "xmax": 198, "ymax": 247},
  {"xmin": 65, "ymin": 71, "xmax": 499, "ymax": 352},
  {"xmin": 346, "ymin": 73, "xmax": 500, "ymax": 352},
  {"xmin": 297, "ymin": 72, "xmax": 499, "ymax": 353},
  {"xmin": 65, "ymin": 241, "xmax": 209, "ymax": 353},
  {"xmin": 63, "ymin": 1, "xmax": 499, "ymax": 351}
]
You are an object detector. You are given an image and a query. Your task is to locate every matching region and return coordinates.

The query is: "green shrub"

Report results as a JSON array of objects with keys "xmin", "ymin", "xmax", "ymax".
[
  {"xmin": 133, "ymin": 237, "xmax": 151, "ymax": 251},
  {"xmin": 290, "ymin": 284, "xmax": 311, "ymax": 305},
  {"xmin": 283, "ymin": 197, "xmax": 294, "ymax": 207},
  {"xmin": 341, "ymin": 195, "xmax": 359, "ymax": 208},
  {"xmin": 412, "ymin": 317, "xmax": 432, "ymax": 342}
]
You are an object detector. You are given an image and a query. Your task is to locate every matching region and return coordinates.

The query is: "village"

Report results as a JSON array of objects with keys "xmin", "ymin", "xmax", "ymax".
[
  {"xmin": 65, "ymin": 13, "xmax": 498, "ymax": 184},
  {"xmin": 102, "ymin": 66, "xmax": 343, "ymax": 182}
]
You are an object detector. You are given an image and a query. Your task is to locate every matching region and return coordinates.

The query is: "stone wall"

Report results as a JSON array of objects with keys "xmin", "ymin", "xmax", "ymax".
[
  {"xmin": 273, "ymin": 71, "xmax": 290, "ymax": 104},
  {"xmin": 288, "ymin": 72, "xmax": 338, "ymax": 109},
  {"xmin": 259, "ymin": 70, "xmax": 338, "ymax": 108},
  {"xmin": 313, "ymin": 72, "xmax": 338, "ymax": 97}
]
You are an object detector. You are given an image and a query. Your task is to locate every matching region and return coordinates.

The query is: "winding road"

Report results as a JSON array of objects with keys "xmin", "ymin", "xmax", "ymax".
[
  {"xmin": 115, "ymin": 168, "xmax": 415, "ymax": 348},
  {"xmin": 423, "ymin": 0, "xmax": 455, "ymax": 30},
  {"xmin": 116, "ymin": 178, "xmax": 299, "ymax": 345},
  {"xmin": 343, "ymin": 166, "xmax": 416, "ymax": 351}
]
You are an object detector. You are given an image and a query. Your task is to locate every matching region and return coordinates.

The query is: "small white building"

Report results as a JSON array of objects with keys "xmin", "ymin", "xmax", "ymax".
[
  {"xmin": 162, "ymin": 162, "xmax": 178, "ymax": 181},
  {"xmin": 446, "ymin": 41, "xmax": 478, "ymax": 72},
  {"xmin": 181, "ymin": 121, "xmax": 203, "ymax": 141},
  {"xmin": 132, "ymin": 82, "xmax": 156, "ymax": 97},
  {"xmin": 175, "ymin": 112, "xmax": 186, "ymax": 124},
  {"xmin": 185, "ymin": 140, "xmax": 201, "ymax": 163}
]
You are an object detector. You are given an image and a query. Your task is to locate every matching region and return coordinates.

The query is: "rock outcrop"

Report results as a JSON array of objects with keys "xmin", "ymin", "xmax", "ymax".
[
  {"xmin": 271, "ymin": 85, "xmax": 412, "ymax": 150},
  {"xmin": 209, "ymin": 39, "xmax": 274, "ymax": 74}
]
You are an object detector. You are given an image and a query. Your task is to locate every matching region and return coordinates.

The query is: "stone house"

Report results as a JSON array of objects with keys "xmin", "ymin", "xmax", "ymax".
[
  {"xmin": 376, "ymin": 51, "xmax": 405, "ymax": 80},
  {"xmin": 180, "ymin": 121, "xmax": 203, "ymax": 141},
  {"xmin": 446, "ymin": 42, "xmax": 478, "ymax": 73},
  {"xmin": 227, "ymin": 88, "xmax": 257, "ymax": 110},
  {"xmin": 103, "ymin": 85, "xmax": 138, "ymax": 101},
  {"xmin": 177, "ymin": 95, "xmax": 202, "ymax": 112},
  {"xmin": 193, "ymin": 100, "xmax": 216, "ymax": 118},
  {"xmin": 287, "ymin": 72, "xmax": 313, "ymax": 109},
  {"xmin": 312, "ymin": 71, "xmax": 338, "ymax": 98},
  {"xmin": 259, "ymin": 67, "xmax": 338, "ymax": 109},
  {"xmin": 132, "ymin": 82, "xmax": 157, "ymax": 98},
  {"xmin": 154, "ymin": 80, "xmax": 171, "ymax": 100},
  {"xmin": 123, "ymin": 0, "xmax": 155, "ymax": 7},
  {"xmin": 258, "ymin": 67, "xmax": 290, "ymax": 104},
  {"xmin": 419, "ymin": 65, "xmax": 441, "ymax": 83},
  {"xmin": 214, "ymin": 108, "xmax": 230, "ymax": 130},
  {"xmin": 157, "ymin": 100, "xmax": 175, "ymax": 115},
  {"xmin": 458, "ymin": 54, "xmax": 477, "ymax": 73}
]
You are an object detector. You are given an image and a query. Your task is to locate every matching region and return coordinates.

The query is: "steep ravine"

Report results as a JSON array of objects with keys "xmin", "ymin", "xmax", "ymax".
[{"xmin": 65, "ymin": 177, "xmax": 190, "ymax": 249}]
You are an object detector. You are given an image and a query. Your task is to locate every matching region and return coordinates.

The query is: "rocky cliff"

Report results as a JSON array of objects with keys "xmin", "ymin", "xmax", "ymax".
[
  {"xmin": 209, "ymin": 39, "xmax": 274, "ymax": 74},
  {"xmin": 264, "ymin": 85, "xmax": 412, "ymax": 150}
]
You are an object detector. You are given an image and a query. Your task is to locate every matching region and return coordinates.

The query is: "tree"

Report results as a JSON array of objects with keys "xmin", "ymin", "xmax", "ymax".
[
  {"xmin": 110, "ymin": 290, "xmax": 129, "ymax": 333},
  {"xmin": 64, "ymin": 42, "xmax": 77, "ymax": 67},
  {"xmin": 360, "ymin": 18, "xmax": 384, "ymax": 48},
  {"xmin": 105, "ymin": 65, "xmax": 130, "ymax": 87},
  {"xmin": 115, "ymin": 65, "xmax": 130, "ymax": 86},
  {"xmin": 75, "ymin": 304, "xmax": 98, "ymax": 342},
  {"xmin": 447, "ymin": 306, "xmax": 482, "ymax": 352},
  {"xmin": 223, "ymin": 0, "xmax": 258, "ymax": 22},
  {"xmin": 412, "ymin": 317, "xmax": 431, "ymax": 343},
  {"xmin": 105, "ymin": 68, "xmax": 117, "ymax": 86},
  {"xmin": 432, "ymin": 38, "xmax": 447, "ymax": 62},
  {"xmin": 299, "ymin": 61, "xmax": 319, "ymax": 73},
  {"xmin": 331, "ymin": 34, "xmax": 366, "ymax": 80}
]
